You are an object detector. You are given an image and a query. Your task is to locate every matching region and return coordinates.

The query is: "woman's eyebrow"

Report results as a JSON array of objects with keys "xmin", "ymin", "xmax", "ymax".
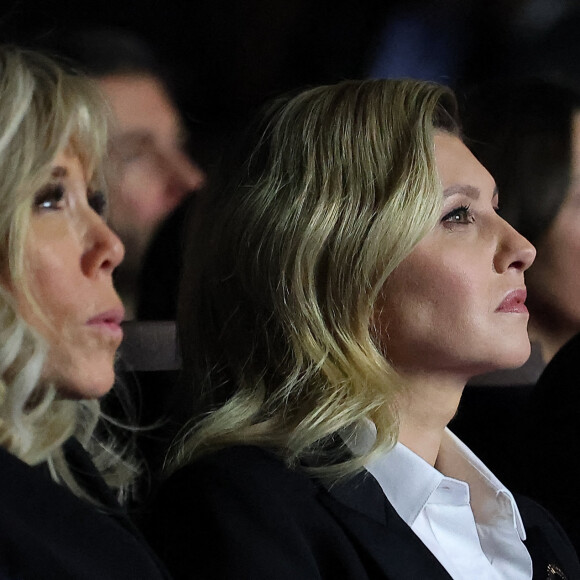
[
  {"xmin": 443, "ymin": 184, "xmax": 481, "ymax": 199},
  {"xmin": 442, "ymin": 184, "xmax": 499, "ymax": 200},
  {"xmin": 51, "ymin": 166, "xmax": 67, "ymax": 178}
]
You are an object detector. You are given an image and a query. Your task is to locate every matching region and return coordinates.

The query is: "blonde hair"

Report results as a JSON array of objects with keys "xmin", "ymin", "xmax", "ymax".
[
  {"xmin": 0, "ymin": 45, "xmax": 135, "ymax": 502},
  {"xmin": 173, "ymin": 79, "xmax": 459, "ymax": 478}
]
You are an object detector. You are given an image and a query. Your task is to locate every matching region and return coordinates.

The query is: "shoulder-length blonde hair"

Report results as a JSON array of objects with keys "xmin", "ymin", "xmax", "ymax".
[
  {"xmin": 0, "ymin": 45, "xmax": 134, "ymax": 502},
  {"xmin": 173, "ymin": 78, "xmax": 459, "ymax": 478}
]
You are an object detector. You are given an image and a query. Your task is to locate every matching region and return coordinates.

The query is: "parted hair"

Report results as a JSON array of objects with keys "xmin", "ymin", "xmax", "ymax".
[
  {"xmin": 0, "ymin": 45, "xmax": 134, "ymax": 502},
  {"xmin": 173, "ymin": 78, "xmax": 459, "ymax": 478}
]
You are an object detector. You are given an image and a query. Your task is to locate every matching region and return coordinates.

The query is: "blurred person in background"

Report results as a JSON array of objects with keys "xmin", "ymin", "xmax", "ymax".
[{"xmin": 57, "ymin": 29, "xmax": 206, "ymax": 318}]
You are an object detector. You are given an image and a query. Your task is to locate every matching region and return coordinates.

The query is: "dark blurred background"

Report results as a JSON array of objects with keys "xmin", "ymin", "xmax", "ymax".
[{"xmin": 3, "ymin": 0, "xmax": 580, "ymax": 169}]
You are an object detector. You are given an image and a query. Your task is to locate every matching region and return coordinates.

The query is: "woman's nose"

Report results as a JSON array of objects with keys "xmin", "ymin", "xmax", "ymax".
[
  {"xmin": 82, "ymin": 215, "xmax": 125, "ymax": 277},
  {"xmin": 493, "ymin": 218, "xmax": 536, "ymax": 273}
]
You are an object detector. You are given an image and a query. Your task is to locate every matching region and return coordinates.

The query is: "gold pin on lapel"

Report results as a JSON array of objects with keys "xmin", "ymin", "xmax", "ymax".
[{"xmin": 546, "ymin": 563, "xmax": 566, "ymax": 579}]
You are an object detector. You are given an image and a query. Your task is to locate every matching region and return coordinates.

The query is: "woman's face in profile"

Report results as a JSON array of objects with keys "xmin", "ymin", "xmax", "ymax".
[
  {"xmin": 375, "ymin": 133, "xmax": 536, "ymax": 382},
  {"xmin": 12, "ymin": 151, "xmax": 125, "ymax": 399}
]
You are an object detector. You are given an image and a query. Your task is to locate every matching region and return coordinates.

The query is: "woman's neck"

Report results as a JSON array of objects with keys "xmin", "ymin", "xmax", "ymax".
[{"xmin": 396, "ymin": 372, "xmax": 465, "ymax": 467}]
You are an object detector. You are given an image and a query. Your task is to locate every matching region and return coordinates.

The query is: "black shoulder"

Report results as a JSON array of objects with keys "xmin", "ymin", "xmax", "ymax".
[
  {"xmin": 168, "ymin": 445, "xmax": 316, "ymax": 497},
  {"xmin": 141, "ymin": 446, "xmax": 362, "ymax": 579},
  {"xmin": 515, "ymin": 493, "xmax": 580, "ymax": 579},
  {"xmin": 0, "ymin": 446, "xmax": 170, "ymax": 580}
]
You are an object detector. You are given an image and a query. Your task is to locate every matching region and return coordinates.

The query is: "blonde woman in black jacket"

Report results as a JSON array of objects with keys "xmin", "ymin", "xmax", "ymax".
[
  {"xmin": 0, "ymin": 46, "xmax": 170, "ymax": 579},
  {"xmin": 147, "ymin": 79, "xmax": 578, "ymax": 580}
]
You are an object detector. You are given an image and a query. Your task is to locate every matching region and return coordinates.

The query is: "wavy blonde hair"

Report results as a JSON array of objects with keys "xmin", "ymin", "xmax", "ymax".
[
  {"xmin": 173, "ymin": 79, "xmax": 459, "ymax": 478},
  {"xmin": 0, "ymin": 45, "xmax": 135, "ymax": 502}
]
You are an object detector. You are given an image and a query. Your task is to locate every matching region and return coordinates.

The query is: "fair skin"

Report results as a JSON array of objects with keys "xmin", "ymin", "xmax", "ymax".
[
  {"xmin": 11, "ymin": 151, "xmax": 125, "ymax": 399},
  {"xmin": 376, "ymin": 132, "xmax": 536, "ymax": 466},
  {"xmin": 98, "ymin": 74, "xmax": 205, "ymax": 279},
  {"xmin": 526, "ymin": 110, "xmax": 580, "ymax": 362}
]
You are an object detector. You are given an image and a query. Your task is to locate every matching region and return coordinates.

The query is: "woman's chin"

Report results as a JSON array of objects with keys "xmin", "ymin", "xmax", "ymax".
[
  {"xmin": 506, "ymin": 337, "xmax": 533, "ymax": 369},
  {"xmin": 49, "ymin": 369, "xmax": 115, "ymax": 400},
  {"xmin": 481, "ymin": 340, "xmax": 533, "ymax": 376}
]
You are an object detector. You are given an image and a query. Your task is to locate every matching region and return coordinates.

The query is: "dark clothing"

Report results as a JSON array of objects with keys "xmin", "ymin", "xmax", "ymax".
[
  {"xmin": 510, "ymin": 331, "xmax": 580, "ymax": 556},
  {"xmin": 0, "ymin": 438, "xmax": 171, "ymax": 580},
  {"xmin": 143, "ymin": 445, "xmax": 580, "ymax": 580}
]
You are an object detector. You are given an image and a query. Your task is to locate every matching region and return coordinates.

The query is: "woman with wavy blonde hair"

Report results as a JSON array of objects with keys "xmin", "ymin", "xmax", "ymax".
[
  {"xmin": 146, "ymin": 79, "xmax": 578, "ymax": 579},
  {"xmin": 0, "ymin": 46, "xmax": 169, "ymax": 578}
]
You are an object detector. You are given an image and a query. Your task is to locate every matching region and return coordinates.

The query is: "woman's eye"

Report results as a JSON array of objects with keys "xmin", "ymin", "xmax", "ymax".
[
  {"xmin": 34, "ymin": 184, "xmax": 65, "ymax": 211},
  {"xmin": 441, "ymin": 205, "xmax": 474, "ymax": 225},
  {"xmin": 88, "ymin": 190, "xmax": 107, "ymax": 217}
]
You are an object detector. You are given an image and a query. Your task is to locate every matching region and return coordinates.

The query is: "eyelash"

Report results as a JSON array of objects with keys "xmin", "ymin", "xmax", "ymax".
[
  {"xmin": 33, "ymin": 185, "xmax": 107, "ymax": 217},
  {"xmin": 34, "ymin": 184, "xmax": 65, "ymax": 211},
  {"xmin": 88, "ymin": 191, "xmax": 107, "ymax": 216},
  {"xmin": 441, "ymin": 204, "xmax": 474, "ymax": 225}
]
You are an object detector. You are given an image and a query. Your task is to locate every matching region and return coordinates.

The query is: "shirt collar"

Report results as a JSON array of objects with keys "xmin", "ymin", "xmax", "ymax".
[
  {"xmin": 343, "ymin": 421, "xmax": 526, "ymax": 540},
  {"xmin": 437, "ymin": 429, "xmax": 526, "ymax": 539}
]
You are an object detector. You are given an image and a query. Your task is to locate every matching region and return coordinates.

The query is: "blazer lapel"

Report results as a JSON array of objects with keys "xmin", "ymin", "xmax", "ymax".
[
  {"xmin": 316, "ymin": 470, "xmax": 453, "ymax": 580},
  {"xmin": 513, "ymin": 494, "xmax": 580, "ymax": 580},
  {"xmin": 526, "ymin": 529, "xmax": 568, "ymax": 580}
]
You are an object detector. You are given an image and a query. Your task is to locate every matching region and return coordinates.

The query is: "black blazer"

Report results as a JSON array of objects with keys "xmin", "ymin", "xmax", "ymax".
[
  {"xmin": 0, "ymin": 438, "xmax": 171, "ymax": 580},
  {"xmin": 143, "ymin": 445, "xmax": 580, "ymax": 580},
  {"xmin": 509, "ymin": 331, "xmax": 580, "ymax": 556}
]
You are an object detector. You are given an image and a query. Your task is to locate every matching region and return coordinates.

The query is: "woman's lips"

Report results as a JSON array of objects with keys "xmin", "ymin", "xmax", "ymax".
[
  {"xmin": 86, "ymin": 308, "xmax": 125, "ymax": 339},
  {"xmin": 496, "ymin": 289, "xmax": 528, "ymax": 314}
]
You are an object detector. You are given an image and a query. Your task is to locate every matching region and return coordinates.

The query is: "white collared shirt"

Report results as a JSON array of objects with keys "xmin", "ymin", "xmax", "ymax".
[{"xmin": 346, "ymin": 424, "xmax": 532, "ymax": 580}]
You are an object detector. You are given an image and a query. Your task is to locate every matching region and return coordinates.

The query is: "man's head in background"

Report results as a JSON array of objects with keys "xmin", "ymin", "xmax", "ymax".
[{"xmin": 59, "ymin": 29, "xmax": 205, "ymax": 317}]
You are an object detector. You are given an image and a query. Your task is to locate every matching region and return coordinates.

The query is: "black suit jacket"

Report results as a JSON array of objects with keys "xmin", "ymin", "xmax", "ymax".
[
  {"xmin": 0, "ymin": 438, "xmax": 171, "ymax": 580},
  {"xmin": 509, "ymin": 331, "xmax": 580, "ymax": 557},
  {"xmin": 143, "ymin": 445, "xmax": 580, "ymax": 580}
]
